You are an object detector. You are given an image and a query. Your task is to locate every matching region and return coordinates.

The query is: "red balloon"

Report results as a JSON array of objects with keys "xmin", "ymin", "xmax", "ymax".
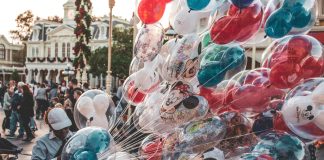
[
  {"xmin": 269, "ymin": 62, "xmax": 302, "ymax": 89},
  {"xmin": 199, "ymin": 86, "xmax": 225, "ymax": 113},
  {"xmin": 210, "ymin": 2, "xmax": 263, "ymax": 45},
  {"xmin": 301, "ymin": 56, "xmax": 324, "ymax": 78},
  {"xmin": 142, "ymin": 138, "xmax": 164, "ymax": 160},
  {"xmin": 138, "ymin": 0, "xmax": 166, "ymax": 24},
  {"xmin": 286, "ymin": 36, "xmax": 312, "ymax": 62},
  {"xmin": 126, "ymin": 81, "xmax": 146, "ymax": 104},
  {"xmin": 273, "ymin": 112, "xmax": 291, "ymax": 133},
  {"xmin": 210, "ymin": 16, "xmax": 240, "ymax": 45}
]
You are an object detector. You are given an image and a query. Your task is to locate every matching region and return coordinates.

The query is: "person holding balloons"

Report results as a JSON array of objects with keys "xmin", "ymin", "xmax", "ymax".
[{"xmin": 31, "ymin": 108, "xmax": 74, "ymax": 160}]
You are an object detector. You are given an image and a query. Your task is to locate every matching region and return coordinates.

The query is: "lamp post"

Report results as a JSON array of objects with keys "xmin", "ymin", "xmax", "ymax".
[
  {"xmin": 62, "ymin": 63, "xmax": 75, "ymax": 81},
  {"xmin": 106, "ymin": 0, "xmax": 115, "ymax": 95}
]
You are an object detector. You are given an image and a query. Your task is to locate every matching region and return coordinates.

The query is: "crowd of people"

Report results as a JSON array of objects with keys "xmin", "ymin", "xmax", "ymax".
[
  {"xmin": 0, "ymin": 78, "xmax": 127, "ymax": 159},
  {"xmin": 1, "ymin": 79, "xmax": 87, "ymax": 141}
]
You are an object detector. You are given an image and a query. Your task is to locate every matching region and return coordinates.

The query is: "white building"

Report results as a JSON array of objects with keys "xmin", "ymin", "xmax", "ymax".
[
  {"xmin": 25, "ymin": 0, "xmax": 129, "ymax": 86},
  {"xmin": 0, "ymin": 35, "xmax": 25, "ymax": 82}
]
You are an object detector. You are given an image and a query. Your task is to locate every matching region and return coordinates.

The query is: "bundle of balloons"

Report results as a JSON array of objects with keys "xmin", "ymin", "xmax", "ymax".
[{"xmin": 60, "ymin": 0, "xmax": 324, "ymax": 159}]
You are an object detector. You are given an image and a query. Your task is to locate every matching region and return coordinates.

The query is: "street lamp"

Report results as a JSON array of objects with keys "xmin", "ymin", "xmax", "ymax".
[
  {"xmin": 63, "ymin": 63, "xmax": 75, "ymax": 81},
  {"xmin": 106, "ymin": 0, "xmax": 115, "ymax": 95}
]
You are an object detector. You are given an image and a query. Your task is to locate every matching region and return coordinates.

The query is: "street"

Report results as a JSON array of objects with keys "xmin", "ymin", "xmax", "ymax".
[{"xmin": 0, "ymin": 108, "xmax": 49, "ymax": 160}]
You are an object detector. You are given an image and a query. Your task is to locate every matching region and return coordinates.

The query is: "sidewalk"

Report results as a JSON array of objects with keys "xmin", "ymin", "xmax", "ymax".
[{"xmin": 0, "ymin": 108, "xmax": 49, "ymax": 160}]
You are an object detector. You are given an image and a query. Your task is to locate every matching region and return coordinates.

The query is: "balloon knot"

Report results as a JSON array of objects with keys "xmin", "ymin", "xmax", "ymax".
[
  {"xmin": 188, "ymin": 9, "xmax": 192, "ymax": 13},
  {"xmin": 264, "ymin": 35, "xmax": 268, "ymax": 38}
]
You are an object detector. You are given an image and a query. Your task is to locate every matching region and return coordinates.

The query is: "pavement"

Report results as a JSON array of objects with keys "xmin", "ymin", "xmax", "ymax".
[{"xmin": 0, "ymin": 108, "xmax": 49, "ymax": 160}]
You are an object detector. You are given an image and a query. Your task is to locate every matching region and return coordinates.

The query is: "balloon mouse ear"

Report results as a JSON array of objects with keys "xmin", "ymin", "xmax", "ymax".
[{"xmin": 182, "ymin": 96, "xmax": 199, "ymax": 109}]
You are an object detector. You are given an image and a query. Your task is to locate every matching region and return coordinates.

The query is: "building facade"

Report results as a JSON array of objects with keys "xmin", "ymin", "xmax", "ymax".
[
  {"xmin": 25, "ymin": 0, "xmax": 129, "ymax": 86},
  {"xmin": 0, "ymin": 35, "xmax": 25, "ymax": 83}
]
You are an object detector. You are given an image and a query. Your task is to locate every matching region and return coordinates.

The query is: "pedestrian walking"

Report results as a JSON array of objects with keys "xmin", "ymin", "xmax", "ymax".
[
  {"xmin": 19, "ymin": 85, "xmax": 35, "ymax": 141},
  {"xmin": 2, "ymin": 86, "xmax": 13, "ymax": 133},
  {"xmin": 7, "ymin": 82, "xmax": 24, "ymax": 138},
  {"xmin": 35, "ymin": 83, "xmax": 48, "ymax": 120}
]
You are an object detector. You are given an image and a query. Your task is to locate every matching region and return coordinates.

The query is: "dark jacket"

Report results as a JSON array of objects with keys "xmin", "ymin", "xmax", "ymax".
[
  {"xmin": 11, "ymin": 91, "xmax": 22, "ymax": 111},
  {"xmin": 18, "ymin": 93, "xmax": 35, "ymax": 117}
]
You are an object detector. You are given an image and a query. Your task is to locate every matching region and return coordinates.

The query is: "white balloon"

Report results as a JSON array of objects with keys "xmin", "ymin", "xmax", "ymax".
[
  {"xmin": 91, "ymin": 94, "xmax": 111, "ymax": 129},
  {"xmin": 172, "ymin": 8, "xmax": 200, "ymax": 35},
  {"xmin": 76, "ymin": 96, "xmax": 95, "ymax": 120}
]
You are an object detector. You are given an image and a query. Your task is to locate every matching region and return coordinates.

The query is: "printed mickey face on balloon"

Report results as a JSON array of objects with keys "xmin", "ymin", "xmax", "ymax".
[
  {"xmin": 134, "ymin": 23, "xmax": 164, "ymax": 62},
  {"xmin": 282, "ymin": 79, "xmax": 324, "ymax": 140},
  {"xmin": 160, "ymin": 81, "xmax": 208, "ymax": 125},
  {"xmin": 162, "ymin": 34, "xmax": 200, "ymax": 82}
]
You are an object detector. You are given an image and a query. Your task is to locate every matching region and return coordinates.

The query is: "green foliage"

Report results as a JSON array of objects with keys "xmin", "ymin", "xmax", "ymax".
[
  {"xmin": 10, "ymin": 10, "xmax": 34, "ymax": 42},
  {"xmin": 11, "ymin": 70, "xmax": 20, "ymax": 82},
  {"xmin": 88, "ymin": 28, "xmax": 133, "ymax": 78}
]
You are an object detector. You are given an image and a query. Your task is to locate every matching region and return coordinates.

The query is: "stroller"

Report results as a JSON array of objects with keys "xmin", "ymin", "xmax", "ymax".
[{"xmin": 0, "ymin": 137, "xmax": 23, "ymax": 160}]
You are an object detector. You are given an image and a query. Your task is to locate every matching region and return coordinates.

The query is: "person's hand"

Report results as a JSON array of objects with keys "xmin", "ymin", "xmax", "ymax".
[{"xmin": 17, "ymin": 105, "xmax": 21, "ymax": 110}]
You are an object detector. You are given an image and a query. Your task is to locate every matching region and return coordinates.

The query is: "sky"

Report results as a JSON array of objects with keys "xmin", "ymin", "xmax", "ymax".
[{"xmin": 0, "ymin": 0, "xmax": 135, "ymax": 42}]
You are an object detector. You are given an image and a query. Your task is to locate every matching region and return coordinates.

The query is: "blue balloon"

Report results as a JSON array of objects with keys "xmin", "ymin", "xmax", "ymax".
[
  {"xmin": 198, "ymin": 62, "xmax": 227, "ymax": 87},
  {"xmin": 290, "ymin": 3, "xmax": 311, "ymax": 28},
  {"xmin": 85, "ymin": 130, "xmax": 110, "ymax": 153},
  {"xmin": 74, "ymin": 150, "xmax": 97, "ymax": 160},
  {"xmin": 187, "ymin": 0, "xmax": 211, "ymax": 10},
  {"xmin": 198, "ymin": 45, "xmax": 245, "ymax": 87},
  {"xmin": 265, "ymin": 9, "xmax": 293, "ymax": 38},
  {"xmin": 230, "ymin": 0, "xmax": 254, "ymax": 9},
  {"xmin": 282, "ymin": 0, "xmax": 306, "ymax": 8}
]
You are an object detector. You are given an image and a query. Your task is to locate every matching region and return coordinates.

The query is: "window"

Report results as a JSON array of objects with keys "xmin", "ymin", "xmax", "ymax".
[
  {"xmin": 55, "ymin": 43, "xmax": 58, "ymax": 57},
  {"xmin": 36, "ymin": 48, "xmax": 39, "ymax": 57},
  {"xmin": 67, "ymin": 43, "xmax": 71, "ymax": 57},
  {"xmin": 62, "ymin": 43, "xmax": 66, "ymax": 57},
  {"xmin": 48, "ymin": 47, "xmax": 51, "ymax": 57},
  {"xmin": 7, "ymin": 50, "xmax": 10, "ymax": 61},
  {"xmin": 0, "ymin": 48, "xmax": 5, "ymax": 59},
  {"xmin": 32, "ymin": 47, "xmax": 35, "ymax": 57}
]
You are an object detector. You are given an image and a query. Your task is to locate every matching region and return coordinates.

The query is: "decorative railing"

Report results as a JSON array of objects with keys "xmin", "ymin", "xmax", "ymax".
[
  {"xmin": 47, "ymin": 57, "xmax": 56, "ymax": 63},
  {"xmin": 27, "ymin": 57, "xmax": 36, "ymax": 62}
]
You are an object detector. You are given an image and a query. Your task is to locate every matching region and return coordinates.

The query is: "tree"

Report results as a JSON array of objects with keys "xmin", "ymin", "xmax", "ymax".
[
  {"xmin": 88, "ymin": 28, "xmax": 133, "ymax": 78},
  {"xmin": 47, "ymin": 16, "xmax": 63, "ymax": 23},
  {"xmin": 11, "ymin": 70, "xmax": 20, "ymax": 82},
  {"xmin": 10, "ymin": 10, "xmax": 34, "ymax": 42}
]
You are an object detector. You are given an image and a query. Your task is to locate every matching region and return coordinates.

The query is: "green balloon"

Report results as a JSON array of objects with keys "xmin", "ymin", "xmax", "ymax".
[{"xmin": 202, "ymin": 32, "xmax": 212, "ymax": 48}]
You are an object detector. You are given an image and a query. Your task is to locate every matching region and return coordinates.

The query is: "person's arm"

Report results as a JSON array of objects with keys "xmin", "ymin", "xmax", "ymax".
[
  {"xmin": 3, "ymin": 93, "xmax": 10, "ymax": 107},
  {"xmin": 31, "ymin": 140, "xmax": 48, "ymax": 160}
]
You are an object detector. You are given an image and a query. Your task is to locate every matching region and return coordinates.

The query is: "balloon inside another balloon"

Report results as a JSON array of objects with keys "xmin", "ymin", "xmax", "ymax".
[
  {"xmin": 198, "ymin": 44, "xmax": 246, "ymax": 88},
  {"xmin": 159, "ymin": 81, "xmax": 209, "ymax": 126},
  {"xmin": 217, "ymin": 111, "xmax": 256, "ymax": 154},
  {"xmin": 176, "ymin": 116, "xmax": 226, "ymax": 154},
  {"xmin": 262, "ymin": 35, "xmax": 324, "ymax": 89},
  {"xmin": 134, "ymin": 83, "xmax": 175, "ymax": 135},
  {"xmin": 134, "ymin": 23, "xmax": 164, "ymax": 62},
  {"xmin": 129, "ymin": 57, "xmax": 145, "ymax": 75},
  {"xmin": 252, "ymin": 131, "xmax": 305, "ymax": 160},
  {"xmin": 161, "ymin": 33, "xmax": 200, "ymax": 82},
  {"xmin": 139, "ymin": 134, "xmax": 165, "ymax": 160},
  {"xmin": 281, "ymin": 78, "xmax": 324, "ymax": 140},
  {"xmin": 61, "ymin": 127, "xmax": 115, "ymax": 160},
  {"xmin": 264, "ymin": 0, "xmax": 317, "ymax": 39},
  {"xmin": 210, "ymin": 1, "xmax": 263, "ymax": 46},
  {"xmin": 225, "ymin": 68, "xmax": 285, "ymax": 113},
  {"xmin": 137, "ymin": 0, "xmax": 167, "ymax": 24},
  {"xmin": 74, "ymin": 90, "xmax": 116, "ymax": 130},
  {"xmin": 132, "ymin": 68, "xmax": 161, "ymax": 94},
  {"xmin": 122, "ymin": 77, "xmax": 147, "ymax": 105},
  {"xmin": 172, "ymin": 147, "xmax": 225, "ymax": 160}
]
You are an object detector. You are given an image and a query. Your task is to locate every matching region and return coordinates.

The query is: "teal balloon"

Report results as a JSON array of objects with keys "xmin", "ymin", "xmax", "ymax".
[
  {"xmin": 85, "ymin": 130, "xmax": 110, "ymax": 153},
  {"xmin": 187, "ymin": 0, "xmax": 211, "ymax": 10},
  {"xmin": 74, "ymin": 150, "xmax": 97, "ymax": 160},
  {"xmin": 202, "ymin": 32, "xmax": 212, "ymax": 48},
  {"xmin": 282, "ymin": 0, "xmax": 306, "ymax": 8},
  {"xmin": 265, "ymin": 9, "xmax": 293, "ymax": 38},
  {"xmin": 198, "ymin": 62, "xmax": 227, "ymax": 87},
  {"xmin": 290, "ymin": 3, "xmax": 311, "ymax": 28},
  {"xmin": 198, "ymin": 44, "xmax": 245, "ymax": 87}
]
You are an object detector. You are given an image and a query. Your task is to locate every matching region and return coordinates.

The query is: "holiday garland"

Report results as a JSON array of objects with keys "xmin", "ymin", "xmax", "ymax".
[
  {"xmin": 47, "ymin": 57, "xmax": 56, "ymax": 63},
  {"xmin": 58, "ymin": 57, "xmax": 67, "ymax": 63},
  {"xmin": 37, "ymin": 57, "xmax": 46, "ymax": 62},
  {"xmin": 28, "ymin": 57, "xmax": 36, "ymax": 62},
  {"xmin": 73, "ymin": 0, "xmax": 92, "ymax": 69}
]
